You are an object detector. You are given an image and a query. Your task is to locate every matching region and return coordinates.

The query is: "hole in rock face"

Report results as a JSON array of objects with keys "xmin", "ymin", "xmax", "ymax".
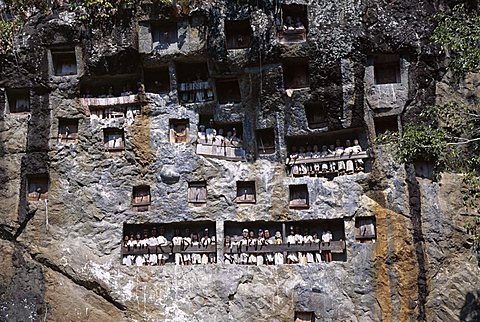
[
  {"xmin": 216, "ymin": 78, "xmax": 241, "ymax": 104},
  {"xmin": 224, "ymin": 20, "xmax": 252, "ymax": 49},
  {"xmin": 169, "ymin": 119, "xmax": 189, "ymax": 144},
  {"xmin": 58, "ymin": 118, "xmax": 79, "ymax": 144},
  {"xmin": 283, "ymin": 59, "xmax": 309, "ymax": 89},
  {"xmin": 6, "ymin": 89, "xmax": 30, "ymax": 113},
  {"xmin": 304, "ymin": 102, "xmax": 327, "ymax": 129},
  {"xmin": 27, "ymin": 174, "xmax": 49, "ymax": 202},
  {"xmin": 256, "ymin": 128, "xmax": 276, "ymax": 155},
  {"xmin": 374, "ymin": 115, "xmax": 398, "ymax": 136},
  {"xmin": 152, "ymin": 22, "xmax": 178, "ymax": 49},
  {"xmin": 228, "ymin": 294, "xmax": 234, "ymax": 300},
  {"xmin": 236, "ymin": 181, "xmax": 256, "ymax": 204},
  {"xmin": 103, "ymin": 128, "xmax": 125, "ymax": 151},
  {"xmin": 51, "ymin": 48, "xmax": 77, "ymax": 76},
  {"xmin": 294, "ymin": 311, "xmax": 314, "ymax": 322},
  {"xmin": 374, "ymin": 54, "xmax": 401, "ymax": 85}
]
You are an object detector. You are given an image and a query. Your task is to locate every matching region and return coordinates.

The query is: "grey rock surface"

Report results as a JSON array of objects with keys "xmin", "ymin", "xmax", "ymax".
[{"xmin": 0, "ymin": 1, "xmax": 479, "ymax": 322}]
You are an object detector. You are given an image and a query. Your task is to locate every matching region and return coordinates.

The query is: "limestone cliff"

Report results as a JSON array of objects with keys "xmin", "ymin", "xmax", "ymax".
[{"xmin": 0, "ymin": 1, "xmax": 479, "ymax": 321}]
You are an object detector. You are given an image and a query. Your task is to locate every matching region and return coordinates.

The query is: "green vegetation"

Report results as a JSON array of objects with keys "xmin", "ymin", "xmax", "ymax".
[
  {"xmin": 433, "ymin": 4, "xmax": 480, "ymax": 77},
  {"xmin": 0, "ymin": 20, "xmax": 19, "ymax": 55},
  {"xmin": 379, "ymin": 3, "xmax": 480, "ymax": 247},
  {"xmin": 0, "ymin": 0, "xmax": 48, "ymax": 55}
]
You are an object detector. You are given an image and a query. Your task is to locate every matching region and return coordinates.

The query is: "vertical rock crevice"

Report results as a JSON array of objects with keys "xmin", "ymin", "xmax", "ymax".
[{"xmin": 405, "ymin": 163, "xmax": 429, "ymax": 322}]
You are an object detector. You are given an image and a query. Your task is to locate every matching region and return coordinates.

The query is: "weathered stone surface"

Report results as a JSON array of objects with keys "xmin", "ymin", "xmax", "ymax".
[{"xmin": 0, "ymin": 1, "xmax": 479, "ymax": 321}]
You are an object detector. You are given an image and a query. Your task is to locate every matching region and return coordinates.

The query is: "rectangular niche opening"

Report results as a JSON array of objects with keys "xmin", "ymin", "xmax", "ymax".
[
  {"xmin": 199, "ymin": 114, "xmax": 214, "ymax": 127},
  {"xmin": 198, "ymin": 119, "xmax": 243, "ymax": 139},
  {"xmin": 188, "ymin": 181, "xmax": 207, "ymax": 204},
  {"xmin": 374, "ymin": 115, "xmax": 398, "ymax": 136},
  {"xmin": 176, "ymin": 62, "xmax": 213, "ymax": 104},
  {"xmin": 294, "ymin": 311, "xmax": 314, "ymax": 322},
  {"xmin": 216, "ymin": 78, "xmax": 241, "ymax": 104},
  {"xmin": 278, "ymin": 4, "xmax": 308, "ymax": 44},
  {"xmin": 144, "ymin": 67, "xmax": 170, "ymax": 94},
  {"xmin": 304, "ymin": 102, "xmax": 327, "ymax": 129},
  {"xmin": 374, "ymin": 54, "xmax": 401, "ymax": 85},
  {"xmin": 27, "ymin": 174, "xmax": 49, "ymax": 202},
  {"xmin": 6, "ymin": 88, "xmax": 30, "ymax": 113},
  {"xmin": 289, "ymin": 184, "xmax": 309, "ymax": 208},
  {"xmin": 225, "ymin": 20, "xmax": 252, "ymax": 49},
  {"xmin": 51, "ymin": 48, "xmax": 77, "ymax": 76},
  {"xmin": 283, "ymin": 59, "xmax": 309, "ymax": 89},
  {"xmin": 285, "ymin": 128, "xmax": 369, "ymax": 177},
  {"xmin": 151, "ymin": 21, "xmax": 178, "ymax": 50},
  {"xmin": 196, "ymin": 120, "xmax": 245, "ymax": 159},
  {"xmin": 256, "ymin": 128, "xmax": 276, "ymax": 155},
  {"xmin": 122, "ymin": 220, "xmax": 217, "ymax": 265},
  {"xmin": 80, "ymin": 74, "xmax": 139, "ymax": 98},
  {"xmin": 236, "ymin": 181, "xmax": 256, "ymax": 204},
  {"xmin": 224, "ymin": 218, "xmax": 347, "ymax": 263},
  {"xmin": 132, "ymin": 185, "xmax": 151, "ymax": 212},
  {"xmin": 103, "ymin": 128, "xmax": 125, "ymax": 151},
  {"xmin": 57, "ymin": 118, "xmax": 79, "ymax": 144},
  {"xmin": 169, "ymin": 119, "xmax": 189, "ymax": 143},
  {"xmin": 354, "ymin": 216, "xmax": 376, "ymax": 241}
]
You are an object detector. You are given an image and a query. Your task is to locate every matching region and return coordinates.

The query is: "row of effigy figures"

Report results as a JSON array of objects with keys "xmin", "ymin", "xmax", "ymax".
[
  {"xmin": 287, "ymin": 139, "xmax": 365, "ymax": 176},
  {"xmin": 122, "ymin": 226, "xmax": 216, "ymax": 266},
  {"xmin": 197, "ymin": 120, "xmax": 243, "ymax": 147},
  {"xmin": 225, "ymin": 226, "xmax": 334, "ymax": 265}
]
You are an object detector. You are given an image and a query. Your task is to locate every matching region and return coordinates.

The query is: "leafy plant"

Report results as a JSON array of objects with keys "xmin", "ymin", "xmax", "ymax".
[
  {"xmin": 0, "ymin": 19, "xmax": 20, "ymax": 55},
  {"xmin": 376, "ymin": 124, "xmax": 448, "ymax": 165},
  {"xmin": 433, "ymin": 4, "xmax": 480, "ymax": 76},
  {"xmin": 0, "ymin": 0, "xmax": 48, "ymax": 55}
]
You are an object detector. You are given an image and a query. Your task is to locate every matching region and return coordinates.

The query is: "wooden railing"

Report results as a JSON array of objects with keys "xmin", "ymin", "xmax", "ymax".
[
  {"xmin": 121, "ymin": 241, "xmax": 345, "ymax": 256},
  {"xmin": 196, "ymin": 143, "xmax": 246, "ymax": 161},
  {"xmin": 286, "ymin": 151, "xmax": 369, "ymax": 165},
  {"xmin": 80, "ymin": 94, "xmax": 139, "ymax": 107},
  {"xmin": 278, "ymin": 29, "xmax": 307, "ymax": 44},
  {"xmin": 121, "ymin": 243, "xmax": 216, "ymax": 256},
  {"xmin": 225, "ymin": 241, "xmax": 346, "ymax": 254}
]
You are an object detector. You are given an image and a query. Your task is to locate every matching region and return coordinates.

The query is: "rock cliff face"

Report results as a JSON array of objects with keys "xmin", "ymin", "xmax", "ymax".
[{"xmin": 0, "ymin": 1, "xmax": 479, "ymax": 321}]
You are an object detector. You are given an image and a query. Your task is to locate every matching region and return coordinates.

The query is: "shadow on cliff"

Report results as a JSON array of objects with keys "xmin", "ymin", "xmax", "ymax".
[
  {"xmin": 15, "ymin": 89, "xmax": 50, "ymax": 239},
  {"xmin": 406, "ymin": 164, "xmax": 429, "ymax": 322},
  {"xmin": 460, "ymin": 291, "xmax": 480, "ymax": 322}
]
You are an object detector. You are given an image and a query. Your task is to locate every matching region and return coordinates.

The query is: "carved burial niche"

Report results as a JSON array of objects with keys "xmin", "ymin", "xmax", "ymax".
[
  {"xmin": 188, "ymin": 181, "xmax": 207, "ymax": 204},
  {"xmin": 151, "ymin": 21, "xmax": 178, "ymax": 49},
  {"xmin": 132, "ymin": 185, "xmax": 151, "ymax": 212},
  {"xmin": 103, "ymin": 128, "xmax": 125, "ymax": 151},
  {"xmin": 278, "ymin": 4, "xmax": 308, "ymax": 44},
  {"xmin": 169, "ymin": 119, "xmax": 189, "ymax": 143},
  {"xmin": 236, "ymin": 181, "xmax": 256, "ymax": 204},
  {"xmin": 304, "ymin": 102, "xmax": 327, "ymax": 129},
  {"xmin": 256, "ymin": 128, "xmax": 276, "ymax": 155},
  {"xmin": 144, "ymin": 67, "xmax": 170, "ymax": 94},
  {"xmin": 374, "ymin": 54, "xmax": 401, "ymax": 84},
  {"xmin": 57, "ymin": 118, "xmax": 79, "ymax": 144},
  {"xmin": 6, "ymin": 88, "xmax": 30, "ymax": 113},
  {"xmin": 216, "ymin": 78, "xmax": 241, "ymax": 104},
  {"xmin": 225, "ymin": 20, "xmax": 252, "ymax": 49},
  {"xmin": 354, "ymin": 216, "xmax": 376, "ymax": 242},
  {"xmin": 80, "ymin": 74, "xmax": 139, "ymax": 98},
  {"xmin": 289, "ymin": 184, "xmax": 309, "ymax": 208},
  {"xmin": 374, "ymin": 115, "xmax": 398, "ymax": 136},
  {"xmin": 283, "ymin": 58, "xmax": 309, "ymax": 89},
  {"xmin": 176, "ymin": 62, "xmax": 213, "ymax": 104},
  {"xmin": 27, "ymin": 174, "xmax": 49, "ymax": 202},
  {"xmin": 51, "ymin": 48, "xmax": 77, "ymax": 76},
  {"xmin": 294, "ymin": 311, "xmax": 314, "ymax": 322}
]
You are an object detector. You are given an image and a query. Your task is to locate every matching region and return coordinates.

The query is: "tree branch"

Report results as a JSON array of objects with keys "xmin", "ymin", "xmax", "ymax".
[{"xmin": 447, "ymin": 137, "xmax": 480, "ymax": 145}]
